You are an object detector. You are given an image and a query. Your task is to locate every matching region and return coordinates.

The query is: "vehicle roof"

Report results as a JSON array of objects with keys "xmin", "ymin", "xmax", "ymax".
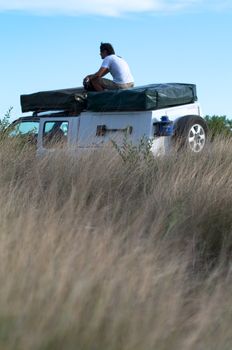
[
  {"xmin": 11, "ymin": 116, "xmax": 40, "ymax": 124},
  {"xmin": 11, "ymin": 110, "xmax": 74, "ymax": 124}
]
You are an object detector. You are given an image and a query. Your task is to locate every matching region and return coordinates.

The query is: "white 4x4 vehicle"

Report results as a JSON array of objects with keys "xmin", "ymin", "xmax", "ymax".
[{"xmin": 11, "ymin": 84, "xmax": 208, "ymax": 156}]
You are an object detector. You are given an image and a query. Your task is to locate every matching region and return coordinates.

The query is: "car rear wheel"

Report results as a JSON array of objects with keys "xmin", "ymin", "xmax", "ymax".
[{"xmin": 173, "ymin": 115, "xmax": 208, "ymax": 153}]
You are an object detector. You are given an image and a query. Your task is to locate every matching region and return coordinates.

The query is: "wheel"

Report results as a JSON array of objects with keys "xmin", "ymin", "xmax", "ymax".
[{"xmin": 173, "ymin": 115, "xmax": 208, "ymax": 153}]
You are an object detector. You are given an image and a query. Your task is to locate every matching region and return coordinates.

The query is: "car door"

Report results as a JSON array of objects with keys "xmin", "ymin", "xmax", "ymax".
[{"xmin": 37, "ymin": 116, "xmax": 79, "ymax": 156}]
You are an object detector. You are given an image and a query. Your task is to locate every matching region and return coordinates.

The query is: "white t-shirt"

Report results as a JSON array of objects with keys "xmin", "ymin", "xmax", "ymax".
[{"xmin": 101, "ymin": 54, "xmax": 134, "ymax": 84}]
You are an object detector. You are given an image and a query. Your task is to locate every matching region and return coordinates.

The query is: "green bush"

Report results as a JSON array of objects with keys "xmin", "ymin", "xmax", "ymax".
[
  {"xmin": 0, "ymin": 107, "xmax": 12, "ymax": 130},
  {"xmin": 204, "ymin": 115, "xmax": 232, "ymax": 140},
  {"xmin": 111, "ymin": 135, "xmax": 153, "ymax": 164}
]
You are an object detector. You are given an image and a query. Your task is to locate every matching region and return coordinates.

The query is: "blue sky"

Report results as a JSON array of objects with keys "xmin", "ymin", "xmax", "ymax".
[{"xmin": 0, "ymin": 0, "xmax": 232, "ymax": 121}]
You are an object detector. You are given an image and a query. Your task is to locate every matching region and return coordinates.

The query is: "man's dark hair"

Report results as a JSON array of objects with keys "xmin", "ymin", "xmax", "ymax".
[{"xmin": 100, "ymin": 42, "xmax": 115, "ymax": 55}]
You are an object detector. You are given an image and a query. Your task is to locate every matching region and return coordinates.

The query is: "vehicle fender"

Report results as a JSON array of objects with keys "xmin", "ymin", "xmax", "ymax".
[{"xmin": 172, "ymin": 114, "xmax": 208, "ymax": 138}]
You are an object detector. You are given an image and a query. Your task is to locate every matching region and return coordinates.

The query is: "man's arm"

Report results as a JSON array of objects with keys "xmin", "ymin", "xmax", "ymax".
[{"xmin": 85, "ymin": 67, "xmax": 109, "ymax": 81}]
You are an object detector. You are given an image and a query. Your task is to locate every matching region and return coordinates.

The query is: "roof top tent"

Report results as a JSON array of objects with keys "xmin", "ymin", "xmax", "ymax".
[
  {"xmin": 20, "ymin": 83, "xmax": 198, "ymax": 115},
  {"xmin": 20, "ymin": 87, "xmax": 87, "ymax": 114}
]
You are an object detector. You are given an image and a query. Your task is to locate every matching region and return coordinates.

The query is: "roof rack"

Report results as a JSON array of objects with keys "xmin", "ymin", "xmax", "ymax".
[{"xmin": 32, "ymin": 110, "xmax": 82, "ymax": 118}]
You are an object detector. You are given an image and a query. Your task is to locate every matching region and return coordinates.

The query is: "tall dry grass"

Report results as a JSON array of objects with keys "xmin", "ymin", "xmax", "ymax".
[{"xmin": 0, "ymin": 137, "xmax": 232, "ymax": 349}]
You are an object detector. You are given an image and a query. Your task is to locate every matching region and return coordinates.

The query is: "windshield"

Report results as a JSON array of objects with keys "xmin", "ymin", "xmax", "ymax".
[{"xmin": 9, "ymin": 121, "xmax": 39, "ymax": 136}]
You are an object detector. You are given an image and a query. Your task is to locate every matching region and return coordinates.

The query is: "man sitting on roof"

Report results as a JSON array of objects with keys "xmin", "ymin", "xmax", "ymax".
[{"xmin": 83, "ymin": 42, "xmax": 134, "ymax": 92}]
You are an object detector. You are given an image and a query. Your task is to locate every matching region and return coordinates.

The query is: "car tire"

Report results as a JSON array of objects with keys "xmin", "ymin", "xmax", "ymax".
[{"xmin": 173, "ymin": 115, "xmax": 208, "ymax": 153}]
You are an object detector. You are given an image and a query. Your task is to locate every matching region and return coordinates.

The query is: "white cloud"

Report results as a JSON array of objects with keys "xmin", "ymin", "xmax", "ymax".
[
  {"xmin": 0, "ymin": 0, "xmax": 230, "ymax": 16},
  {"xmin": 0, "ymin": 0, "xmax": 159, "ymax": 16}
]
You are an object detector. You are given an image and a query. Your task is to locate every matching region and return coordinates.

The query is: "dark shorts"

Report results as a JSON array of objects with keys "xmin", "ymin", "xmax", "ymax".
[{"xmin": 100, "ymin": 78, "xmax": 134, "ymax": 90}]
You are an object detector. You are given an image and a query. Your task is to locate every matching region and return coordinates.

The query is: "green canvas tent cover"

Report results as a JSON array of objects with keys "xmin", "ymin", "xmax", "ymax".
[
  {"xmin": 20, "ymin": 83, "xmax": 197, "ymax": 114},
  {"xmin": 20, "ymin": 87, "xmax": 87, "ymax": 113},
  {"xmin": 87, "ymin": 83, "xmax": 197, "ymax": 112}
]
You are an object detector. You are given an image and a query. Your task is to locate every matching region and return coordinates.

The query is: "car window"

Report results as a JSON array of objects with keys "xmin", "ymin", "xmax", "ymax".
[
  {"xmin": 43, "ymin": 121, "xmax": 69, "ymax": 149},
  {"xmin": 9, "ymin": 121, "xmax": 39, "ymax": 136}
]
